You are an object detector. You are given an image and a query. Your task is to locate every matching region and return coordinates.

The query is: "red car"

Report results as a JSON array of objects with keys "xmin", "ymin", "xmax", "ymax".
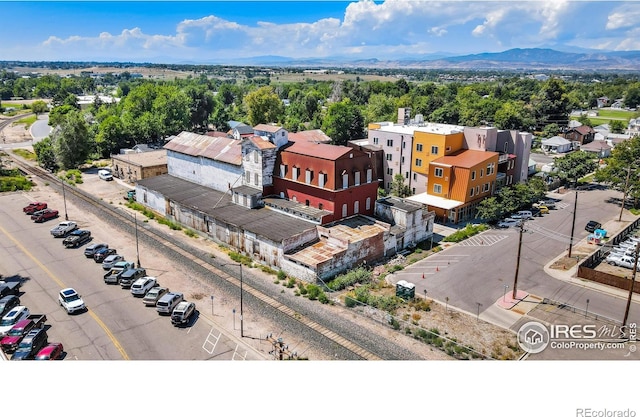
[
  {"xmin": 23, "ymin": 202, "xmax": 47, "ymax": 215},
  {"xmin": 31, "ymin": 208, "xmax": 59, "ymax": 223},
  {"xmin": 34, "ymin": 342, "xmax": 64, "ymax": 360}
]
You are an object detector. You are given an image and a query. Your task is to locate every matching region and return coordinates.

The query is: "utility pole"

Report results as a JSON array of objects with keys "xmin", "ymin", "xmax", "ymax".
[
  {"xmin": 512, "ymin": 220, "xmax": 524, "ymax": 300},
  {"xmin": 622, "ymin": 241, "xmax": 640, "ymax": 328},
  {"xmin": 266, "ymin": 334, "xmax": 297, "ymax": 360},
  {"xmin": 568, "ymin": 189, "xmax": 578, "ymax": 258},
  {"xmin": 619, "ymin": 166, "xmax": 632, "ymax": 222}
]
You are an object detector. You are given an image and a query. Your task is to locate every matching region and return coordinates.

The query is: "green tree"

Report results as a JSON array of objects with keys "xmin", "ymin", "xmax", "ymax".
[
  {"xmin": 321, "ymin": 98, "xmax": 365, "ymax": 146},
  {"xmin": 475, "ymin": 196, "xmax": 503, "ymax": 222},
  {"xmin": 244, "ymin": 86, "xmax": 284, "ymax": 126},
  {"xmin": 610, "ymin": 119, "xmax": 626, "ymax": 134},
  {"xmin": 576, "ymin": 113, "xmax": 593, "ymax": 127},
  {"xmin": 364, "ymin": 93, "xmax": 397, "ymax": 124},
  {"xmin": 541, "ymin": 123, "xmax": 560, "ymax": 138},
  {"xmin": 48, "ymin": 104, "xmax": 77, "ymax": 127},
  {"xmin": 95, "ymin": 115, "xmax": 126, "ymax": 157},
  {"xmin": 153, "ymin": 85, "xmax": 191, "ymax": 137},
  {"xmin": 51, "ymin": 110, "xmax": 93, "ymax": 169},
  {"xmin": 31, "ymin": 100, "xmax": 48, "ymax": 115},
  {"xmin": 390, "ymin": 173, "xmax": 411, "ymax": 197},
  {"xmin": 532, "ymin": 77, "xmax": 571, "ymax": 130},
  {"xmin": 494, "ymin": 100, "xmax": 535, "ymax": 131},
  {"xmin": 553, "ymin": 150, "xmax": 597, "ymax": 185},
  {"xmin": 624, "ymin": 83, "xmax": 640, "ymax": 109},
  {"xmin": 595, "ymin": 135, "xmax": 640, "ymax": 201},
  {"xmin": 32, "ymin": 137, "xmax": 58, "ymax": 171}
]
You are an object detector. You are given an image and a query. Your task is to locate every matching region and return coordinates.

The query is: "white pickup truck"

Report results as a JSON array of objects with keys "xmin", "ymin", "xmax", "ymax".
[{"xmin": 50, "ymin": 221, "xmax": 78, "ymax": 238}]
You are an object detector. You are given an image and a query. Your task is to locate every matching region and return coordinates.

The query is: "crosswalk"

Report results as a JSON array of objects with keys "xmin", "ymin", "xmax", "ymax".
[
  {"xmin": 457, "ymin": 234, "xmax": 509, "ymax": 246},
  {"xmin": 554, "ymin": 202, "xmax": 570, "ymax": 210}
]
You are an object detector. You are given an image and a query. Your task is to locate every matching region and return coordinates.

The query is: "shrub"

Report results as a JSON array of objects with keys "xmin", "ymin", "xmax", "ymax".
[
  {"xmin": 277, "ymin": 270, "xmax": 287, "ymax": 280},
  {"xmin": 443, "ymin": 223, "xmax": 489, "ymax": 243},
  {"xmin": 344, "ymin": 295, "xmax": 357, "ymax": 307},
  {"xmin": 318, "ymin": 292, "xmax": 329, "ymax": 304},
  {"xmin": 286, "ymin": 277, "xmax": 296, "ymax": 288},
  {"xmin": 184, "ymin": 228, "xmax": 198, "ymax": 238},
  {"xmin": 306, "ymin": 284, "xmax": 322, "ymax": 300},
  {"xmin": 326, "ymin": 266, "xmax": 372, "ymax": 291}
]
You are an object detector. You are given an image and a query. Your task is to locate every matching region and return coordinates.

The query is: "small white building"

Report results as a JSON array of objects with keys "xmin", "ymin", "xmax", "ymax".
[{"xmin": 541, "ymin": 136, "xmax": 572, "ymax": 153}]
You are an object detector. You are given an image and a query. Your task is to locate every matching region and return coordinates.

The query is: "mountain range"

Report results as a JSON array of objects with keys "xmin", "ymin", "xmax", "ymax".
[{"xmin": 215, "ymin": 48, "xmax": 640, "ymax": 71}]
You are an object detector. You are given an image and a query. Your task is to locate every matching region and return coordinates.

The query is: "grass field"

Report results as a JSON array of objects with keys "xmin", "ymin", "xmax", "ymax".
[{"xmin": 571, "ymin": 108, "xmax": 639, "ymax": 126}]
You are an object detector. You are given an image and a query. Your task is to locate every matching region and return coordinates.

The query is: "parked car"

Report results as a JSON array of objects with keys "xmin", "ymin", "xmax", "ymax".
[
  {"xmin": 23, "ymin": 202, "xmax": 47, "ymax": 214},
  {"xmin": 142, "ymin": 286, "xmax": 169, "ymax": 306},
  {"xmin": 31, "ymin": 208, "xmax": 59, "ymax": 223},
  {"xmin": 124, "ymin": 190, "xmax": 136, "ymax": 201},
  {"xmin": 585, "ymin": 220, "xmax": 601, "ymax": 233},
  {"xmin": 11, "ymin": 328, "xmax": 48, "ymax": 360},
  {"xmin": 35, "ymin": 342, "xmax": 64, "ymax": 360},
  {"xmin": 119, "ymin": 268, "xmax": 147, "ymax": 289},
  {"xmin": 94, "ymin": 247, "xmax": 117, "ymax": 263},
  {"xmin": 131, "ymin": 276, "xmax": 158, "ymax": 297},
  {"xmin": 533, "ymin": 200, "xmax": 556, "ymax": 209},
  {"xmin": 0, "ymin": 282, "xmax": 21, "ymax": 299},
  {"xmin": 102, "ymin": 254, "xmax": 125, "ymax": 270},
  {"xmin": 171, "ymin": 301, "xmax": 196, "ymax": 326},
  {"xmin": 58, "ymin": 288, "xmax": 86, "ymax": 314},
  {"xmin": 606, "ymin": 253, "xmax": 638, "ymax": 269},
  {"xmin": 497, "ymin": 218, "xmax": 522, "ymax": 228},
  {"xmin": 536, "ymin": 205, "xmax": 550, "ymax": 214},
  {"xmin": 156, "ymin": 292, "xmax": 184, "ymax": 315},
  {"xmin": 63, "ymin": 229, "xmax": 92, "ymax": 248},
  {"xmin": 0, "ymin": 295, "xmax": 20, "ymax": 318},
  {"xmin": 0, "ymin": 315, "xmax": 47, "ymax": 353},
  {"xmin": 50, "ymin": 221, "xmax": 78, "ymax": 237},
  {"xmin": 103, "ymin": 261, "xmax": 135, "ymax": 284},
  {"xmin": 0, "ymin": 306, "xmax": 31, "ymax": 337},
  {"xmin": 510, "ymin": 210, "xmax": 533, "ymax": 220},
  {"xmin": 84, "ymin": 243, "xmax": 109, "ymax": 258},
  {"xmin": 98, "ymin": 170, "xmax": 113, "ymax": 181}
]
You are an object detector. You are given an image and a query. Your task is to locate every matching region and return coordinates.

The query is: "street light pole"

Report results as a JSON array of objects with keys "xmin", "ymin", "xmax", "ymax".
[
  {"xmin": 503, "ymin": 284, "xmax": 509, "ymax": 302},
  {"xmin": 239, "ymin": 262, "xmax": 244, "ymax": 338},
  {"xmin": 568, "ymin": 189, "xmax": 578, "ymax": 258},
  {"xmin": 61, "ymin": 176, "xmax": 69, "ymax": 221},
  {"xmin": 512, "ymin": 221, "xmax": 524, "ymax": 299},
  {"xmin": 134, "ymin": 212, "xmax": 141, "ymax": 268},
  {"xmin": 619, "ymin": 166, "xmax": 632, "ymax": 222}
]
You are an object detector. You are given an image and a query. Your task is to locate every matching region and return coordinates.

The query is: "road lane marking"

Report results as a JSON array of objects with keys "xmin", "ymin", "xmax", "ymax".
[{"xmin": 0, "ymin": 223, "xmax": 130, "ymax": 360}]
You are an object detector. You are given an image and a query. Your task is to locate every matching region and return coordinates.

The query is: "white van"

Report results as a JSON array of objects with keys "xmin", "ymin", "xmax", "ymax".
[
  {"xmin": 511, "ymin": 210, "xmax": 533, "ymax": 220},
  {"xmin": 156, "ymin": 292, "xmax": 184, "ymax": 315},
  {"xmin": 98, "ymin": 170, "xmax": 113, "ymax": 181}
]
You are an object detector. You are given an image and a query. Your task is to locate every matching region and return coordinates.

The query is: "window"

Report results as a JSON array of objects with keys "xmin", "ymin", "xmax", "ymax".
[
  {"xmin": 373, "ymin": 137, "xmax": 379, "ymax": 145},
  {"xmin": 280, "ymin": 192, "xmax": 285, "ymax": 198},
  {"xmin": 504, "ymin": 142, "xmax": 509, "ymax": 153},
  {"xmin": 401, "ymin": 156, "xmax": 405, "ymax": 164},
  {"xmin": 387, "ymin": 168, "xmax": 393, "ymax": 176},
  {"xmin": 402, "ymin": 141, "xmax": 406, "ymax": 149},
  {"xmin": 405, "ymin": 172, "xmax": 409, "ymax": 179},
  {"xmin": 305, "ymin": 169, "xmax": 312, "ymax": 184},
  {"xmin": 483, "ymin": 183, "xmax": 490, "ymax": 192},
  {"xmin": 366, "ymin": 169, "xmax": 372, "ymax": 183},
  {"xmin": 319, "ymin": 173, "xmax": 326, "ymax": 188},
  {"xmin": 480, "ymin": 168, "xmax": 484, "ymax": 178},
  {"xmin": 366, "ymin": 197, "xmax": 371, "ymax": 210},
  {"xmin": 319, "ymin": 203, "xmax": 323, "ymax": 210},
  {"xmin": 433, "ymin": 184, "xmax": 442, "ymax": 194},
  {"xmin": 280, "ymin": 164, "xmax": 287, "ymax": 178},
  {"xmin": 470, "ymin": 188, "xmax": 474, "ymax": 197},
  {"xmin": 413, "ymin": 173, "xmax": 417, "ymax": 181},
  {"xmin": 415, "ymin": 158, "xmax": 422, "ymax": 167},
  {"xmin": 476, "ymin": 186, "xmax": 479, "ymax": 195},
  {"xmin": 254, "ymin": 173, "xmax": 259, "ymax": 185},
  {"xmin": 416, "ymin": 143, "xmax": 423, "ymax": 152},
  {"xmin": 431, "ymin": 145, "xmax": 438, "ymax": 155},
  {"xmin": 387, "ymin": 139, "xmax": 393, "ymax": 147},
  {"xmin": 487, "ymin": 163, "xmax": 495, "ymax": 175},
  {"xmin": 342, "ymin": 204, "xmax": 347, "ymax": 217},
  {"xmin": 354, "ymin": 201, "xmax": 359, "ymax": 214},
  {"xmin": 254, "ymin": 152, "xmax": 258, "ymax": 163},
  {"xmin": 305, "ymin": 199, "xmax": 310, "ymax": 206},
  {"xmin": 471, "ymin": 171, "xmax": 476, "ymax": 180},
  {"xmin": 354, "ymin": 171, "xmax": 360, "ymax": 186},
  {"xmin": 434, "ymin": 167, "xmax": 443, "ymax": 178},
  {"xmin": 245, "ymin": 171, "xmax": 251, "ymax": 184},
  {"xmin": 292, "ymin": 195, "xmax": 297, "ymax": 202},
  {"xmin": 386, "ymin": 154, "xmax": 392, "ymax": 161},
  {"xmin": 342, "ymin": 173, "xmax": 348, "ymax": 189},
  {"xmin": 293, "ymin": 167, "xmax": 299, "ymax": 180}
]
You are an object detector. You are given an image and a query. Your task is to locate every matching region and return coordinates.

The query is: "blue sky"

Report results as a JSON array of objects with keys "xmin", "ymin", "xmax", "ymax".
[{"xmin": 1, "ymin": 1, "xmax": 640, "ymax": 63}]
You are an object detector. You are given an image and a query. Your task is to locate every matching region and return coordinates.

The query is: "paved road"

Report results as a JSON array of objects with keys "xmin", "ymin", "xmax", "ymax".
[
  {"xmin": 30, "ymin": 114, "xmax": 51, "ymax": 142},
  {"xmin": 389, "ymin": 187, "xmax": 640, "ymax": 328}
]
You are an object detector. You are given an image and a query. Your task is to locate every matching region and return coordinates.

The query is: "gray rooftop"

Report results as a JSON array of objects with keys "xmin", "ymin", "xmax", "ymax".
[
  {"xmin": 377, "ymin": 196, "xmax": 423, "ymax": 213},
  {"xmin": 137, "ymin": 175, "xmax": 317, "ymax": 243}
]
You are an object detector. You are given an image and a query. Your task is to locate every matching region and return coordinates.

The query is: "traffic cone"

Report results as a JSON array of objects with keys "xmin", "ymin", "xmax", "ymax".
[
  {"xmin": 436, "ymin": 266, "xmax": 439, "ymax": 272},
  {"xmin": 422, "ymin": 273, "xmax": 425, "ymax": 279}
]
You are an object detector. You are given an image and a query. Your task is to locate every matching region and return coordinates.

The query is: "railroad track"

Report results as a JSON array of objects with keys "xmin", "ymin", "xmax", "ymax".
[{"xmin": 11, "ymin": 156, "xmax": 383, "ymax": 360}]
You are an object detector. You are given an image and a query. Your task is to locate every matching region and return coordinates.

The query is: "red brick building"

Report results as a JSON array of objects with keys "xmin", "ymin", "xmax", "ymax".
[{"xmin": 273, "ymin": 139, "xmax": 379, "ymax": 223}]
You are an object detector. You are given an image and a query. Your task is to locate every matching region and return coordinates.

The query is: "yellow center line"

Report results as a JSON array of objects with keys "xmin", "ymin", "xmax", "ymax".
[{"xmin": 0, "ymin": 223, "xmax": 129, "ymax": 360}]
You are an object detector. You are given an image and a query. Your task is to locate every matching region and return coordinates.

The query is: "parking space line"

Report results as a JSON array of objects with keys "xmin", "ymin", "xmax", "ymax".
[
  {"xmin": 202, "ymin": 327, "xmax": 221, "ymax": 354},
  {"xmin": 457, "ymin": 234, "xmax": 509, "ymax": 246}
]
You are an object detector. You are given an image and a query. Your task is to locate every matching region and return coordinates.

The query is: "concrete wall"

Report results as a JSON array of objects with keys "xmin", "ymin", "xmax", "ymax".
[
  {"xmin": 135, "ymin": 185, "xmax": 167, "ymax": 215},
  {"xmin": 280, "ymin": 258, "xmax": 318, "ymax": 283}
]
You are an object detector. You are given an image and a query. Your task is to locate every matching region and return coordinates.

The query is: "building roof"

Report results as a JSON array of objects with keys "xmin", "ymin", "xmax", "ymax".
[
  {"xmin": 282, "ymin": 140, "xmax": 354, "ymax": 161},
  {"xmin": 253, "ymin": 123, "xmax": 284, "ymax": 133},
  {"xmin": 246, "ymin": 135, "xmax": 277, "ymax": 150},
  {"xmin": 568, "ymin": 125, "xmax": 595, "ymax": 135},
  {"xmin": 137, "ymin": 175, "xmax": 317, "ymax": 243},
  {"xmin": 289, "ymin": 129, "xmax": 333, "ymax": 143},
  {"xmin": 406, "ymin": 193, "xmax": 464, "ymax": 210},
  {"xmin": 205, "ymin": 131, "xmax": 231, "ymax": 138},
  {"xmin": 580, "ymin": 140, "xmax": 612, "ymax": 152},
  {"xmin": 370, "ymin": 122, "xmax": 465, "ymax": 135},
  {"xmin": 111, "ymin": 149, "xmax": 167, "ymax": 167},
  {"xmin": 377, "ymin": 196, "xmax": 423, "ymax": 213},
  {"xmin": 431, "ymin": 149, "xmax": 498, "ymax": 168},
  {"xmin": 542, "ymin": 136, "xmax": 572, "ymax": 146},
  {"xmin": 164, "ymin": 131, "xmax": 242, "ymax": 166},
  {"xmin": 232, "ymin": 124, "xmax": 254, "ymax": 135}
]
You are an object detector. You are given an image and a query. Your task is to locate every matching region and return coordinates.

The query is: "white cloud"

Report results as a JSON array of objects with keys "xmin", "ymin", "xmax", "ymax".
[{"xmin": 26, "ymin": 0, "xmax": 636, "ymax": 62}]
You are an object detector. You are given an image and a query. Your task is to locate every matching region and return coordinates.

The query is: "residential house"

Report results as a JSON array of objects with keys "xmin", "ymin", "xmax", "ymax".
[
  {"xmin": 374, "ymin": 196, "xmax": 435, "ymax": 253},
  {"xmin": 580, "ymin": 140, "xmax": 611, "ymax": 159},
  {"xmin": 564, "ymin": 125, "xmax": 595, "ymax": 145},
  {"xmin": 541, "ymin": 136, "xmax": 572, "ymax": 153}
]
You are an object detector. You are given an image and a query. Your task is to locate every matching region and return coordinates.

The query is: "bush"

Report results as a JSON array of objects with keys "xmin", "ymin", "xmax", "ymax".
[
  {"xmin": 443, "ymin": 223, "xmax": 489, "ymax": 243},
  {"xmin": 0, "ymin": 175, "xmax": 33, "ymax": 191},
  {"xmin": 306, "ymin": 284, "xmax": 322, "ymax": 300},
  {"xmin": 344, "ymin": 295, "xmax": 357, "ymax": 307},
  {"xmin": 184, "ymin": 228, "xmax": 198, "ymax": 238},
  {"xmin": 277, "ymin": 270, "xmax": 287, "ymax": 280},
  {"xmin": 326, "ymin": 266, "xmax": 372, "ymax": 291}
]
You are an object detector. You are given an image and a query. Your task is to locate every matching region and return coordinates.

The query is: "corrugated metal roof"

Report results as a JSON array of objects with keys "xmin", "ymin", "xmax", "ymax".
[
  {"xmin": 112, "ymin": 150, "xmax": 167, "ymax": 168},
  {"xmin": 164, "ymin": 131, "xmax": 242, "ymax": 166},
  {"xmin": 431, "ymin": 149, "xmax": 498, "ymax": 168},
  {"xmin": 283, "ymin": 140, "xmax": 353, "ymax": 161},
  {"xmin": 137, "ymin": 175, "xmax": 316, "ymax": 243},
  {"xmin": 289, "ymin": 129, "xmax": 333, "ymax": 143},
  {"xmin": 247, "ymin": 135, "xmax": 276, "ymax": 150}
]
